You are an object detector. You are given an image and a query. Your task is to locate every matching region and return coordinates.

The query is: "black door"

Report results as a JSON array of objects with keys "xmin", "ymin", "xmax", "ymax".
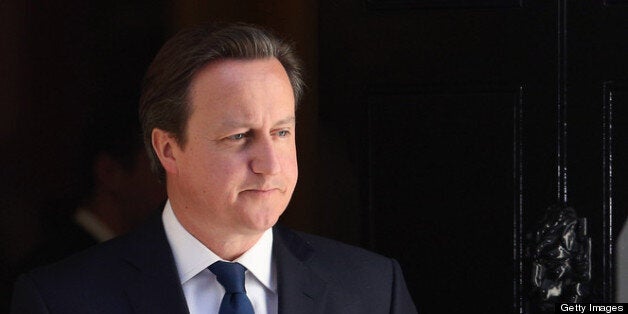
[{"xmin": 318, "ymin": 0, "xmax": 628, "ymax": 312}]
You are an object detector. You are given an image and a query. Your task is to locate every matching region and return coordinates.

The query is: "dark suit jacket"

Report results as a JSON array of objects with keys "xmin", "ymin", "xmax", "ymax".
[
  {"xmin": 2, "ymin": 208, "xmax": 99, "ymax": 314},
  {"xmin": 11, "ymin": 214, "xmax": 417, "ymax": 313},
  {"xmin": 19, "ymin": 217, "xmax": 99, "ymax": 273}
]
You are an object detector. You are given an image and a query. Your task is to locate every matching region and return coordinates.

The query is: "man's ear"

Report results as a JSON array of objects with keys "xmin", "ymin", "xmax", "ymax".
[{"xmin": 152, "ymin": 128, "xmax": 179, "ymax": 175}]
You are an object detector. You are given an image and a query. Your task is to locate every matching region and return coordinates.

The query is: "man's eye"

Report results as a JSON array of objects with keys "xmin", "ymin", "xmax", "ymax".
[
  {"xmin": 228, "ymin": 133, "xmax": 246, "ymax": 140},
  {"xmin": 277, "ymin": 130, "xmax": 290, "ymax": 137}
]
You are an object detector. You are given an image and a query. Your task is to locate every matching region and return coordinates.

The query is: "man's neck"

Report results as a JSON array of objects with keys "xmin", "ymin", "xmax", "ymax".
[{"xmin": 169, "ymin": 202, "xmax": 264, "ymax": 261}]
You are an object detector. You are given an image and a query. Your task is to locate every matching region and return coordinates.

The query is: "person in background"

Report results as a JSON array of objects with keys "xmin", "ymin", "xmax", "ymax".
[{"xmin": 19, "ymin": 102, "xmax": 166, "ymax": 270}]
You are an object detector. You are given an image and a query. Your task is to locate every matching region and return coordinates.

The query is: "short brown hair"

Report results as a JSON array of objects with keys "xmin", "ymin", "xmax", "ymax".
[{"xmin": 139, "ymin": 22, "xmax": 304, "ymax": 180}]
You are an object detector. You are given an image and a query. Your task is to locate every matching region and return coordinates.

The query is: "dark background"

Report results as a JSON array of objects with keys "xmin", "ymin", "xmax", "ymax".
[{"xmin": 2, "ymin": 0, "xmax": 628, "ymax": 313}]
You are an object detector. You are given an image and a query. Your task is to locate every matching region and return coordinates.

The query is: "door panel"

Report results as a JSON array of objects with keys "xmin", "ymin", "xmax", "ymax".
[
  {"xmin": 318, "ymin": 0, "xmax": 628, "ymax": 312},
  {"xmin": 568, "ymin": 1, "xmax": 628, "ymax": 305},
  {"xmin": 366, "ymin": 88, "xmax": 521, "ymax": 311}
]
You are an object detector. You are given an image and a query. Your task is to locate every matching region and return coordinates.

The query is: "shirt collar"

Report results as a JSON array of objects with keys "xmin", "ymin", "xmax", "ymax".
[
  {"xmin": 162, "ymin": 200, "xmax": 276, "ymax": 292},
  {"xmin": 233, "ymin": 225, "xmax": 276, "ymax": 292},
  {"xmin": 73, "ymin": 208, "xmax": 116, "ymax": 242}
]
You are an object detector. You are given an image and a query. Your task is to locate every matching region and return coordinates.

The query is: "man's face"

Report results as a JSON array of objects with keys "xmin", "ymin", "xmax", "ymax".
[{"xmin": 168, "ymin": 58, "xmax": 298, "ymax": 236}]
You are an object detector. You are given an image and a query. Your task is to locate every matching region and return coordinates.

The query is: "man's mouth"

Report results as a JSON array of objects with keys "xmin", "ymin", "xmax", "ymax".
[{"xmin": 241, "ymin": 187, "xmax": 281, "ymax": 195}]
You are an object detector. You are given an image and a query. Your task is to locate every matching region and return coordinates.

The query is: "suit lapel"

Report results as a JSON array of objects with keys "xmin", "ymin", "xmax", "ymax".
[
  {"xmin": 273, "ymin": 226, "xmax": 328, "ymax": 314},
  {"xmin": 122, "ymin": 214, "xmax": 189, "ymax": 314},
  {"xmin": 116, "ymin": 216, "xmax": 329, "ymax": 314}
]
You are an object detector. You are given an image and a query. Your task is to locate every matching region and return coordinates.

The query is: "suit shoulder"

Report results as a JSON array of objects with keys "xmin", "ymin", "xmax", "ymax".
[
  {"xmin": 298, "ymin": 230, "xmax": 389, "ymax": 260},
  {"xmin": 273, "ymin": 226, "xmax": 417, "ymax": 312},
  {"xmin": 275, "ymin": 226, "xmax": 395, "ymax": 274},
  {"xmin": 22, "ymin": 215, "xmax": 164, "ymax": 291},
  {"xmin": 23, "ymin": 232, "xmax": 131, "ymax": 288}
]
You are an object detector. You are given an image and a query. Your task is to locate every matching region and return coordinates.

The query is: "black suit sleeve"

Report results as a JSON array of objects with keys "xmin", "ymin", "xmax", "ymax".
[
  {"xmin": 390, "ymin": 259, "xmax": 418, "ymax": 314},
  {"xmin": 10, "ymin": 274, "xmax": 50, "ymax": 314}
]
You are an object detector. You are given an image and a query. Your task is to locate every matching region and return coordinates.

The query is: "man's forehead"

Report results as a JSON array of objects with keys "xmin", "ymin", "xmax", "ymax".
[{"xmin": 189, "ymin": 58, "xmax": 292, "ymax": 100}]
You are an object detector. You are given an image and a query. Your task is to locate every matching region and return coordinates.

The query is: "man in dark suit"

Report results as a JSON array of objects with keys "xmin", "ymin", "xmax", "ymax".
[{"xmin": 11, "ymin": 23, "xmax": 417, "ymax": 313}]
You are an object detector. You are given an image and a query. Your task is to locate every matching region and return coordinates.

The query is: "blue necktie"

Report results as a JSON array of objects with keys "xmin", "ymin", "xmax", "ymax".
[{"xmin": 209, "ymin": 261, "xmax": 255, "ymax": 314}]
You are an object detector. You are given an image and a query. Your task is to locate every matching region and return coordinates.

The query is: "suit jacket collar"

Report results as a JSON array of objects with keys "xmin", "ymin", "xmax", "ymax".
[
  {"xmin": 118, "ymin": 214, "xmax": 328, "ymax": 314},
  {"xmin": 273, "ymin": 225, "xmax": 328, "ymax": 314}
]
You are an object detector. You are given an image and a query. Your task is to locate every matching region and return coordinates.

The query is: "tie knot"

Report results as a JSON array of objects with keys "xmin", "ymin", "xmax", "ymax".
[{"xmin": 209, "ymin": 261, "xmax": 248, "ymax": 294}]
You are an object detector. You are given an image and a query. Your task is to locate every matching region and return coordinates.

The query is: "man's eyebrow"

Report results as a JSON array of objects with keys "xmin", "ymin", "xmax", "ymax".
[{"xmin": 220, "ymin": 116, "xmax": 296, "ymax": 128}]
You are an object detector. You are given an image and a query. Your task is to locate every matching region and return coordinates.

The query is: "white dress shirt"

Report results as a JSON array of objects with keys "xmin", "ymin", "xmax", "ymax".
[
  {"xmin": 162, "ymin": 200, "xmax": 278, "ymax": 314},
  {"xmin": 73, "ymin": 208, "xmax": 117, "ymax": 242}
]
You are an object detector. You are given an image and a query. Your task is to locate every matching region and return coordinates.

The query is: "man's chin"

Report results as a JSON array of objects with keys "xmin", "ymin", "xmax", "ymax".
[{"xmin": 240, "ymin": 214, "xmax": 282, "ymax": 234}]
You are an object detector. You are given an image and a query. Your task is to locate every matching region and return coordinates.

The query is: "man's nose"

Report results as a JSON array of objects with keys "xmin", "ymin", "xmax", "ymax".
[{"xmin": 250, "ymin": 137, "xmax": 281, "ymax": 175}]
